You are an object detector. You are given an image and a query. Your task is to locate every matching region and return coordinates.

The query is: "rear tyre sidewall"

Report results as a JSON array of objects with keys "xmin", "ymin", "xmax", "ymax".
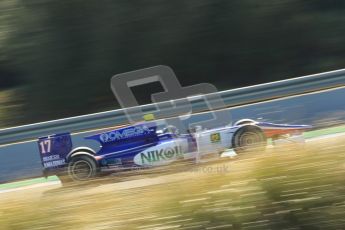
[
  {"xmin": 232, "ymin": 125, "xmax": 266, "ymax": 154},
  {"xmin": 68, "ymin": 155, "xmax": 97, "ymax": 182}
]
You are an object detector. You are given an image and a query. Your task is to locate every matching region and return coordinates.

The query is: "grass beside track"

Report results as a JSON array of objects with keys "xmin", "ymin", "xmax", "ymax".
[
  {"xmin": 0, "ymin": 176, "xmax": 58, "ymax": 190},
  {"xmin": 303, "ymin": 125, "xmax": 345, "ymax": 139},
  {"xmin": 0, "ymin": 128, "xmax": 345, "ymax": 229}
]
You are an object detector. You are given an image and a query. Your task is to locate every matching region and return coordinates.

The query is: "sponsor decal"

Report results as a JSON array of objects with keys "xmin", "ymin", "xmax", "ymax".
[
  {"xmin": 43, "ymin": 159, "xmax": 65, "ymax": 168},
  {"xmin": 100, "ymin": 125, "xmax": 151, "ymax": 143},
  {"xmin": 135, "ymin": 146, "xmax": 183, "ymax": 165},
  {"xmin": 42, "ymin": 154, "xmax": 66, "ymax": 168},
  {"xmin": 42, "ymin": 155, "xmax": 66, "ymax": 168},
  {"xmin": 210, "ymin": 132, "xmax": 221, "ymax": 143},
  {"xmin": 42, "ymin": 154, "xmax": 60, "ymax": 162}
]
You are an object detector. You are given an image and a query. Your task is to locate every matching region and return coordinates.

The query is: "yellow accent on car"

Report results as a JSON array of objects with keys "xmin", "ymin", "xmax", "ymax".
[
  {"xmin": 143, "ymin": 113, "xmax": 155, "ymax": 121},
  {"xmin": 210, "ymin": 133, "xmax": 221, "ymax": 143}
]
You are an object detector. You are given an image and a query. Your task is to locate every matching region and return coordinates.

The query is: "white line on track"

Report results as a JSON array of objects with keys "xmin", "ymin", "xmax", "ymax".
[{"xmin": 0, "ymin": 181, "xmax": 60, "ymax": 194}]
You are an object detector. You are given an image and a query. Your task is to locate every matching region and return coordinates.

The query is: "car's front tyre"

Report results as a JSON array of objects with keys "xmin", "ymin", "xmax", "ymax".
[{"xmin": 232, "ymin": 125, "xmax": 266, "ymax": 154}]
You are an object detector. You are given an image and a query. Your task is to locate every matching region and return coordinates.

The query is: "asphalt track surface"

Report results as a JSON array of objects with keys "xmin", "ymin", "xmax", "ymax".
[
  {"xmin": 1, "ymin": 86, "xmax": 345, "ymax": 183},
  {"xmin": 1, "ymin": 130, "xmax": 343, "ymax": 195}
]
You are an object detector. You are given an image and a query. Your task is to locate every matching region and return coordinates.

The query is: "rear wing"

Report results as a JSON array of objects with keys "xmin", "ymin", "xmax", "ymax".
[{"xmin": 38, "ymin": 133, "xmax": 72, "ymax": 170}]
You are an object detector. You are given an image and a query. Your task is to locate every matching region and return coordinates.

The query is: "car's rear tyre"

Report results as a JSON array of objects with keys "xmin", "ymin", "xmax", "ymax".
[
  {"xmin": 232, "ymin": 125, "xmax": 266, "ymax": 154},
  {"xmin": 67, "ymin": 155, "xmax": 98, "ymax": 182}
]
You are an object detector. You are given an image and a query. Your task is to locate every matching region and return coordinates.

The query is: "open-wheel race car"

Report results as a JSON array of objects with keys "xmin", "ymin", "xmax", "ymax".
[{"xmin": 38, "ymin": 119, "xmax": 311, "ymax": 184}]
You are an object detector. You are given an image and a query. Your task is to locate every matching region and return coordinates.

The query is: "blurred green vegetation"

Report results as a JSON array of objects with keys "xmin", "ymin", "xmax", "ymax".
[
  {"xmin": 0, "ymin": 88, "xmax": 24, "ymax": 127},
  {"xmin": 1, "ymin": 0, "xmax": 345, "ymax": 127}
]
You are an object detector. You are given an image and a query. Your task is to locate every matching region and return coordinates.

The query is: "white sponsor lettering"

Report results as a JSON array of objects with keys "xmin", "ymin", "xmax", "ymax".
[
  {"xmin": 42, "ymin": 154, "xmax": 60, "ymax": 162},
  {"xmin": 43, "ymin": 159, "xmax": 65, "ymax": 168},
  {"xmin": 100, "ymin": 126, "xmax": 150, "ymax": 143},
  {"xmin": 134, "ymin": 141, "xmax": 184, "ymax": 166}
]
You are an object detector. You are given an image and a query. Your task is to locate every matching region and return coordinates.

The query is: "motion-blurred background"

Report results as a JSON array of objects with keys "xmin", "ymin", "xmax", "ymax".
[{"xmin": 1, "ymin": 0, "xmax": 345, "ymax": 128}]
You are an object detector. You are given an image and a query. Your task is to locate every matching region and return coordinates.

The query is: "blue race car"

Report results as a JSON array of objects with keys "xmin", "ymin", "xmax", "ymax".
[{"xmin": 38, "ymin": 119, "xmax": 311, "ymax": 184}]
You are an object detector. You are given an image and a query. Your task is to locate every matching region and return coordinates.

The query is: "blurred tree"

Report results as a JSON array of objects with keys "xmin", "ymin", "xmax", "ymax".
[{"xmin": 1, "ymin": 0, "xmax": 345, "ymax": 126}]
